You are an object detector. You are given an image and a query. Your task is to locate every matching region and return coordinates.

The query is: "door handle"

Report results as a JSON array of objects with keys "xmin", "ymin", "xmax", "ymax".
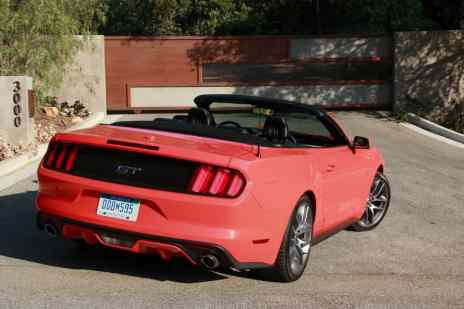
[{"xmin": 326, "ymin": 164, "xmax": 336, "ymax": 172}]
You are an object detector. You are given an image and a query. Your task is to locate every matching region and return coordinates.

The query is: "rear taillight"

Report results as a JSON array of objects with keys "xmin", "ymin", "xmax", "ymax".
[
  {"xmin": 189, "ymin": 165, "xmax": 245, "ymax": 198},
  {"xmin": 44, "ymin": 142, "xmax": 80, "ymax": 172}
]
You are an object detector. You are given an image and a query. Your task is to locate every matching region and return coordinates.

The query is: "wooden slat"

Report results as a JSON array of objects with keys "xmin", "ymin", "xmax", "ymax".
[{"xmin": 105, "ymin": 37, "xmax": 290, "ymax": 110}]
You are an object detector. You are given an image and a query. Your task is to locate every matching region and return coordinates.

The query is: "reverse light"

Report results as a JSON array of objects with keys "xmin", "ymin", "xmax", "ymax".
[{"xmin": 189, "ymin": 165, "xmax": 245, "ymax": 198}]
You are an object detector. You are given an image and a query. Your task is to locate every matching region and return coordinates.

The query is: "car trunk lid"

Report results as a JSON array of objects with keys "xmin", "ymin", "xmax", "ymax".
[{"xmin": 56, "ymin": 124, "xmax": 256, "ymax": 166}]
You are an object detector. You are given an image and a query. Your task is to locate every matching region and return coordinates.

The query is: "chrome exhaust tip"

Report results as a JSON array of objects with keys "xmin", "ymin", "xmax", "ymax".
[
  {"xmin": 200, "ymin": 254, "xmax": 220, "ymax": 269},
  {"xmin": 44, "ymin": 223, "xmax": 58, "ymax": 238}
]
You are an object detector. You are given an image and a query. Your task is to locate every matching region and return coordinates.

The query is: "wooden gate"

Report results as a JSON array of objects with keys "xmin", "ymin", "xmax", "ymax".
[{"xmin": 105, "ymin": 35, "xmax": 392, "ymax": 112}]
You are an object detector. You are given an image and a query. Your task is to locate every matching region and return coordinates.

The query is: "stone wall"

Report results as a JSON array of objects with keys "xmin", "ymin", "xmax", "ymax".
[
  {"xmin": 394, "ymin": 31, "xmax": 464, "ymax": 128},
  {"xmin": 50, "ymin": 35, "xmax": 107, "ymax": 114}
]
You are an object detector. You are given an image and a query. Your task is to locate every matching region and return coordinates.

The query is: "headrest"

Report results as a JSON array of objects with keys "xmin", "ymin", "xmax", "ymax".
[
  {"xmin": 187, "ymin": 108, "xmax": 215, "ymax": 126},
  {"xmin": 263, "ymin": 116, "xmax": 288, "ymax": 144}
]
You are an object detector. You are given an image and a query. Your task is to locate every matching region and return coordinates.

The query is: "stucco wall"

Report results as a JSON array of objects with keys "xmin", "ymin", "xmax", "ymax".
[
  {"xmin": 290, "ymin": 37, "xmax": 392, "ymax": 59},
  {"xmin": 130, "ymin": 84, "xmax": 391, "ymax": 109},
  {"xmin": 0, "ymin": 76, "xmax": 33, "ymax": 143},
  {"xmin": 394, "ymin": 31, "xmax": 464, "ymax": 125},
  {"xmin": 51, "ymin": 35, "xmax": 106, "ymax": 114}
]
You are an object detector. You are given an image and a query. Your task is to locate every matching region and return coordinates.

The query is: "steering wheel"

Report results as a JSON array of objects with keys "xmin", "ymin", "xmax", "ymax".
[
  {"xmin": 218, "ymin": 121, "xmax": 254, "ymax": 135},
  {"xmin": 218, "ymin": 121, "xmax": 242, "ymax": 128},
  {"xmin": 287, "ymin": 135, "xmax": 297, "ymax": 144}
]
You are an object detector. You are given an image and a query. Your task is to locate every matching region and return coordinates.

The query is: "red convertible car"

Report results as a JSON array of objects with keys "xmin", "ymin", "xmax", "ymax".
[{"xmin": 36, "ymin": 94, "xmax": 390, "ymax": 282}]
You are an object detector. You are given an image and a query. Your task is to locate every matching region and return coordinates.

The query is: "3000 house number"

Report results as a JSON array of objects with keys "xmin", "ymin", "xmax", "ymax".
[{"xmin": 12, "ymin": 81, "xmax": 22, "ymax": 127}]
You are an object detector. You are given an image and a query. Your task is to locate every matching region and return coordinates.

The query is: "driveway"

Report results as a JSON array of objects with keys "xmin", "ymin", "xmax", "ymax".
[{"xmin": 0, "ymin": 112, "xmax": 463, "ymax": 308}]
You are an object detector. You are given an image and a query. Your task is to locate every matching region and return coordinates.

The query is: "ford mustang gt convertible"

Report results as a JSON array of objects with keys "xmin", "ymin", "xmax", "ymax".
[{"xmin": 36, "ymin": 94, "xmax": 391, "ymax": 282}]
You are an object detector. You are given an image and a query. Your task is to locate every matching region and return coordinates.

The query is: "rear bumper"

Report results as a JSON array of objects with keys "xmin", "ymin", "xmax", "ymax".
[
  {"xmin": 37, "ymin": 212, "xmax": 269, "ymax": 270},
  {"xmin": 36, "ymin": 165, "xmax": 281, "ymax": 268}
]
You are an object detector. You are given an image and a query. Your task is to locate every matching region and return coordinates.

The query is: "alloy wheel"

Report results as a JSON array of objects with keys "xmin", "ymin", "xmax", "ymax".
[
  {"xmin": 359, "ymin": 174, "xmax": 390, "ymax": 228},
  {"xmin": 288, "ymin": 201, "xmax": 312, "ymax": 275}
]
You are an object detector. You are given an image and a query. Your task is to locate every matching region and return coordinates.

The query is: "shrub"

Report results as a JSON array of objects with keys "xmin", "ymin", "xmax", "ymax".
[{"xmin": 0, "ymin": 0, "xmax": 105, "ymax": 99}]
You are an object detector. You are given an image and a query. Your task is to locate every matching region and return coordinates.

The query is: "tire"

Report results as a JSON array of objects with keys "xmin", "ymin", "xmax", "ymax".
[
  {"xmin": 265, "ymin": 196, "xmax": 313, "ymax": 282},
  {"xmin": 350, "ymin": 172, "xmax": 391, "ymax": 232}
]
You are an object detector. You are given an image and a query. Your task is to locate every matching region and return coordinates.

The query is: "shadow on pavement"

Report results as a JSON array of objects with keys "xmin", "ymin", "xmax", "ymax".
[
  {"xmin": 0, "ymin": 190, "xmax": 227, "ymax": 283},
  {"xmin": 333, "ymin": 110, "xmax": 399, "ymax": 122}
]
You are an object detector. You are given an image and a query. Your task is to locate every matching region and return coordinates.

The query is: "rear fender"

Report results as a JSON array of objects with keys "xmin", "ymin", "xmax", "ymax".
[{"xmin": 230, "ymin": 153, "xmax": 313, "ymax": 262}]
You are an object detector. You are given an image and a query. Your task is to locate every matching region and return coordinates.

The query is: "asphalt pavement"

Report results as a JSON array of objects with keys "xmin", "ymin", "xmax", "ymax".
[{"xmin": 0, "ymin": 112, "xmax": 463, "ymax": 308}]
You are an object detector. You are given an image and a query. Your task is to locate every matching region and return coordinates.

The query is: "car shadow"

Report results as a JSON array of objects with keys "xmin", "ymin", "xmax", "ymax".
[{"xmin": 0, "ymin": 190, "xmax": 228, "ymax": 283}]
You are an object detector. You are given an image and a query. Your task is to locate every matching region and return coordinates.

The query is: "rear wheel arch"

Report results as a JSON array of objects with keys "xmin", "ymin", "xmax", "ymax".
[
  {"xmin": 377, "ymin": 165, "xmax": 384, "ymax": 173},
  {"xmin": 303, "ymin": 191, "xmax": 317, "ymax": 224},
  {"xmin": 265, "ymin": 193, "xmax": 314, "ymax": 282}
]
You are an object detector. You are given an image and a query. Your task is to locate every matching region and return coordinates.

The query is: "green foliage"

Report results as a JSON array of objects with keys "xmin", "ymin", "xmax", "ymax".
[
  {"xmin": 0, "ymin": 0, "xmax": 105, "ymax": 99},
  {"xmin": 100, "ymin": 0, "xmax": 252, "ymax": 35},
  {"xmin": 99, "ymin": 0, "xmax": 462, "ymax": 36},
  {"xmin": 242, "ymin": 0, "xmax": 316, "ymax": 34},
  {"xmin": 336, "ymin": 0, "xmax": 436, "ymax": 32},
  {"xmin": 181, "ymin": 0, "xmax": 252, "ymax": 35}
]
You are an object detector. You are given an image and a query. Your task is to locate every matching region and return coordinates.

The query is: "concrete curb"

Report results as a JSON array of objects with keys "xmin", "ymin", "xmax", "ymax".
[
  {"xmin": 406, "ymin": 113, "xmax": 464, "ymax": 144},
  {"xmin": 0, "ymin": 112, "xmax": 106, "ymax": 192}
]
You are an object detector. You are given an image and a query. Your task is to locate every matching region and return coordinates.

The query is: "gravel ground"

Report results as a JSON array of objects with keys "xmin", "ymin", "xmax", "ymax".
[{"xmin": 0, "ymin": 112, "xmax": 463, "ymax": 309}]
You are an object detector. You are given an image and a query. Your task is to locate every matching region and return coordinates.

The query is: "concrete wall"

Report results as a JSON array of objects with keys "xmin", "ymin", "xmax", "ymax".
[
  {"xmin": 394, "ymin": 31, "xmax": 464, "ymax": 124},
  {"xmin": 51, "ymin": 35, "xmax": 106, "ymax": 114},
  {"xmin": 130, "ymin": 84, "xmax": 391, "ymax": 109},
  {"xmin": 290, "ymin": 37, "xmax": 392, "ymax": 59},
  {"xmin": 0, "ymin": 76, "xmax": 33, "ymax": 143}
]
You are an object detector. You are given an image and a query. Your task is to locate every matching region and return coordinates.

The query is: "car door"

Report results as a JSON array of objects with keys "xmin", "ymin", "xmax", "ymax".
[
  {"xmin": 315, "ymin": 145, "xmax": 371, "ymax": 232},
  {"xmin": 284, "ymin": 110, "xmax": 372, "ymax": 233}
]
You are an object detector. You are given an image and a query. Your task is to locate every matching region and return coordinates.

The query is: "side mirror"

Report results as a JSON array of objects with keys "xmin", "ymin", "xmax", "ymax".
[{"xmin": 353, "ymin": 136, "xmax": 370, "ymax": 149}]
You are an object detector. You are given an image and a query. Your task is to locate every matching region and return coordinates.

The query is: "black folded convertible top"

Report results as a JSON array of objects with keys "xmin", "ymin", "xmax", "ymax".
[
  {"xmin": 109, "ymin": 94, "xmax": 349, "ymax": 147},
  {"xmin": 194, "ymin": 94, "xmax": 326, "ymax": 117},
  {"xmin": 110, "ymin": 118, "xmax": 274, "ymax": 146}
]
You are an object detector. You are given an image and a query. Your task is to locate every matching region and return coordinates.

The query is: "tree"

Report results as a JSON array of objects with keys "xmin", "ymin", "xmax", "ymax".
[
  {"xmin": 100, "ymin": 0, "xmax": 251, "ymax": 35},
  {"xmin": 0, "ymin": 0, "xmax": 105, "ymax": 97},
  {"xmin": 335, "ymin": 0, "xmax": 436, "ymax": 32},
  {"xmin": 182, "ymin": 0, "xmax": 251, "ymax": 35},
  {"xmin": 421, "ymin": 0, "xmax": 463, "ymax": 30},
  {"xmin": 99, "ymin": 0, "xmax": 461, "ymax": 36}
]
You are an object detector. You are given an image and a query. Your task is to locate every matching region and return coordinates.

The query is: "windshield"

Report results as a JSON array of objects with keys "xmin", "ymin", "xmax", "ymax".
[
  {"xmin": 111, "ymin": 97, "xmax": 348, "ymax": 148},
  {"xmin": 211, "ymin": 109, "xmax": 338, "ymax": 147},
  {"xmin": 112, "ymin": 110, "xmax": 346, "ymax": 148}
]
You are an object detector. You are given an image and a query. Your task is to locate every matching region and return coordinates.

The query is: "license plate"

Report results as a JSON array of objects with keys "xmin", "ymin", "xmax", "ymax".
[{"xmin": 97, "ymin": 194, "xmax": 140, "ymax": 222}]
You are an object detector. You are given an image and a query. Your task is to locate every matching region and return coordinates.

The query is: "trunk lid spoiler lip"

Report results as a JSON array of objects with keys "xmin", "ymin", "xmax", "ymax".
[{"xmin": 52, "ymin": 128, "xmax": 256, "ymax": 168}]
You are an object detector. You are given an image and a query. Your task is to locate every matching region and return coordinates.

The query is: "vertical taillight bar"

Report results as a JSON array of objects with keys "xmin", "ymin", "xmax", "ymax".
[
  {"xmin": 65, "ymin": 146, "xmax": 79, "ymax": 171},
  {"xmin": 55, "ymin": 144, "xmax": 68, "ymax": 169},
  {"xmin": 190, "ymin": 166, "xmax": 215, "ymax": 193},
  {"xmin": 208, "ymin": 169, "xmax": 232, "ymax": 195},
  {"xmin": 226, "ymin": 174, "xmax": 245, "ymax": 197},
  {"xmin": 46, "ymin": 143, "xmax": 58, "ymax": 167}
]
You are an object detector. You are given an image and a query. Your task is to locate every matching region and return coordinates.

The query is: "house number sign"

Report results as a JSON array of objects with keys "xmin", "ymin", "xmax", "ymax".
[{"xmin": 12, "ymin": 81, "xmax": 22, "ymax": 127}]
